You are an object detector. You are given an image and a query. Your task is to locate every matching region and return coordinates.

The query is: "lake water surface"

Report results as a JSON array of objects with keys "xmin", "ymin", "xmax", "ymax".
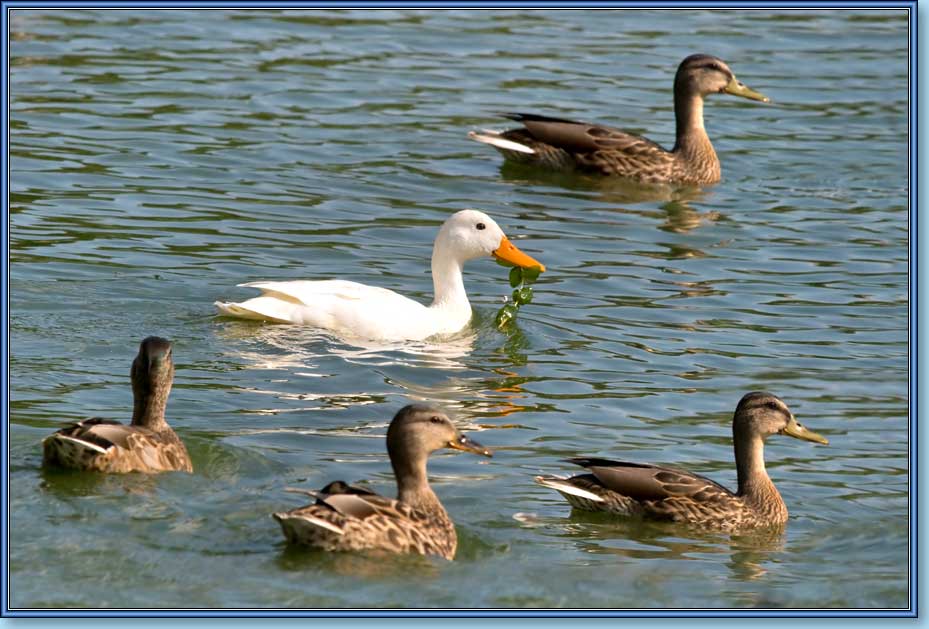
[{"xmin": 8, "ymin": 8, "xmax": 910, "ymax": 610}]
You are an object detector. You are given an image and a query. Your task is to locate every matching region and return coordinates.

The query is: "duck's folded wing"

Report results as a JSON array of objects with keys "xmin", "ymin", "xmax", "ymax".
[
  {"xmin": 314, "ymin": 492, "xmax": 402, "ymax": 521},
  {"xmin": 48, "ymin": 418, "xmax": 140, "ymax": 452},
  {"xmin": 566, "ymin": 457, "xmax": 735, "ymax": 502},
  {"xmin": 273, "ymin": 490, "xmax": 402, "ymax": 538},
  {"xmin": 505, "ymin": 113, "xmax": 667, "ymax": 154},
  {"xmin": 240, "ymin": 280, "xmax": 420, "ymax": 309},
  {"xmin": 219, "ymin": 279, "xmax": 432, "ymax": 334}
]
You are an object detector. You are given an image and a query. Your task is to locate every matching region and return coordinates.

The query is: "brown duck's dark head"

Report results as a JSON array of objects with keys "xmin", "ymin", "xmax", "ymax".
[
  {"xmin": 733, "ymin": 391, "xmax": 828, "ymax": 445},
  {"xmin": 130, "ymin": 336, "xmax": 174, "ymax": 426},
  {"xmin": 675, "ymin": 54, "xmax": 768, "ymax": 102},
  {"xmin": 387, "ymin": 404, "xmax": 492, "ymax": 468}
]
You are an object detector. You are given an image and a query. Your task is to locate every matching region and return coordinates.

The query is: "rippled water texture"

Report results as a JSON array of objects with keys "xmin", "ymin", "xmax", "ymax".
[{"xmin": 9, "ymin": 9, "xmax": 909, "ymax": 610}]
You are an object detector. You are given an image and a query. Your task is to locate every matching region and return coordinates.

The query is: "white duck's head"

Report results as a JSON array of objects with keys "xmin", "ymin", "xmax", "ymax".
[{"xmin": 433, "ymin": 209, "xmax": 545, "ymax": 271}]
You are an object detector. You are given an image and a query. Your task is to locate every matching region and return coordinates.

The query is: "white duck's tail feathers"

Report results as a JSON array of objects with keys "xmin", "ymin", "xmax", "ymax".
[
  {"xmin": 534, "ymin": 475, "xmax": 605, "ymax": 503},
  {"xmin": 468, "ymin": 130, "xmax": 536, "ymax": 154},
  {"xmin": 213, "ymin": 299, "xmax": 293, "ymax": 324}
]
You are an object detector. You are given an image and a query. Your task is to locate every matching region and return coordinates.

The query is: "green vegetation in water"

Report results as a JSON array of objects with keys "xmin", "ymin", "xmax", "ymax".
[{"xmin": 495, "ymin": 264, "xmax": 541, "ymax": 330}]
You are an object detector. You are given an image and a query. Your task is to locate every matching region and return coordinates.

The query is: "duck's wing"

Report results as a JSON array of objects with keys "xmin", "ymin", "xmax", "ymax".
[
  {"xmin": 276, "ymin": 486, "xmax": 399, "ymax": 524},
  {"xmin": 471, "ymin": 113, "xmax": 675, "ymax": 179},
  {"xmin": 503, "ymin": 113, "xmax": 667, "ymax": 154},
  {"xmin": 314, "ymin": 492, "xmax": 399, "ymax": 519},
  {"xmin": 566, "ymin": 457, "xmax": 736, "ymax": 502},
  {"xmin": 468, "ymin": 113, "xmax": 675, "ymax": 178},
  {"xmin": 274, "ymin": 489, "xmax": 409, "ymax": 537},
  {"xmin": 239, "ymin": 280, "xmax": 414, "ymax": 306},
  {"xmin": 215, "ymin": 280, "xmax": 431, "ymax": 331},
  {"xmin": 45, "ymin": 418, "xmax": 141, "ymax": 453},
  {"xmin": 42, "ymin": 418, "xmax": 191, "ymax": 473}
]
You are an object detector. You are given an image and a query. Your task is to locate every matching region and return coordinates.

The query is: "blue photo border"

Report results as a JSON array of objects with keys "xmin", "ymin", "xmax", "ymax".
[{"xmin": 0, "ymin": 0, "xmax": 917, "ymax": 618}]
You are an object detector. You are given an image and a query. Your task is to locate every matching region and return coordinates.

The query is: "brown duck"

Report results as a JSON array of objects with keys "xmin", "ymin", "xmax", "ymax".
[
  {"xmin": 536, "ymin": 392, "xmax": 828, "ymax": 530},
  {"xmin": 42, "ymin": 336, "xmax": 192, "ymax": 474},
  {"xmin": 273, "ymin": 404, "xmax": 492, "ymax": 560},
  {"xmin": 469, "ymin": 54, "xmax": 768, "ymax": 185}
]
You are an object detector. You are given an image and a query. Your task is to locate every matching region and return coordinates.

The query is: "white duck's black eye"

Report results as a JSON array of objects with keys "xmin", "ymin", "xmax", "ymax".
[{"xmin": 476, "ymin": 223, "xmax": 486, "ymax": 230}]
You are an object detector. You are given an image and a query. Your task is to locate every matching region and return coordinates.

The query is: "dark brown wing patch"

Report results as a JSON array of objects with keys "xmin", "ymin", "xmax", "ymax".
[
  {"xmin": 505, "ymin": 112, "xmax": 668, "ymax": 155},
  {"xmin": 569, "ymin": 457, "xmax": 735, "ymax": 502}
]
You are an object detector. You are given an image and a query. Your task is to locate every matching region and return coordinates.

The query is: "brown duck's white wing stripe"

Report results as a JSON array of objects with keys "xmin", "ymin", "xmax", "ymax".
[
  {"xmin": 299, "ymin": 515, "xmax": 345, "ymax": 535},
  {"xmin": 44, "ymin": 433, "xmax": 109, "ymax": 454},
  {"xmin": 273, "ymin": 510, "xmax": 346, "ymax": 536},
  {"xmin": 43, "ymin": 417, "xmax": 129, "ymax": 453},
  {"xmin": 534, "ymin": 475, "xmax": 605, "ymax": 502},
  {"xmin": 468, "ymin": 130, "xmax": 536, "ymax": 154}
]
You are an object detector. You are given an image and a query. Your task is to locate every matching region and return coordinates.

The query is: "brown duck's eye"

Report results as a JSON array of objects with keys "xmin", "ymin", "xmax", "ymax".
[
  {"xmin": 430, "ymin": 416, "xmax": 443, "ymax": 424},
  {"xmin": 476, "ymin": 223, "xmax": 486, "ymax": 230},
  {"xmin": 766, "ymin": 401, "xmax": 781, "ymax": 412}
]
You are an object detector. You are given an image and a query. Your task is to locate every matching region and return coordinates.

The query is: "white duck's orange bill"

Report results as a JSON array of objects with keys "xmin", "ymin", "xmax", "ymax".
[{"xmin": 493, "ymin": 236, "xmax": 545, "ymax": 272}]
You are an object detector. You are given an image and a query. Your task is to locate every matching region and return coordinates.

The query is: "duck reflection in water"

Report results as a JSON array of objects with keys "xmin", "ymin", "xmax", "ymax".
[
  {"xmin": 530, "ymin": 512, "xmax": 786, "ymax": 582},
  {"xmin": 216, "ymin": 319, "xmax": 478, "ymax": 372},
  {"xmin": 497, "ymin": 163, "xmax": 720, "ymax": 235}
]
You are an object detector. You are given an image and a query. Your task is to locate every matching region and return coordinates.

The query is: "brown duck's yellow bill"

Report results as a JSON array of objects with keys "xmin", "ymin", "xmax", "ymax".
[
  {"xmin": 781, "ymin": 416, "xmax": 829, "ymax": 445},
  {"xmin": 723, "ymin": 76, "xmax": 769, "ymax": 103},
  {"xmin": 448, "ymin": 434, "xmax": 493, "ymax": 457},
  {"xmin": 493, "ymin": 236, "xmax": 545, "ymax": 272}
]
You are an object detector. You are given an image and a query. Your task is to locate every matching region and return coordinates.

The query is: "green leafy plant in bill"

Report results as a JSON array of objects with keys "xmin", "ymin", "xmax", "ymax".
[{"xmin": 495, "ymin": 264, "xmax": 542, "ymax": 330}]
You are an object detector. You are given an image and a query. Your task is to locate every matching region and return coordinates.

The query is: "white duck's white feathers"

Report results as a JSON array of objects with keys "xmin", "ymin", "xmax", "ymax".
[
  {"xmin": 217, "ymin": 279, "xmax": 468, "ymax": 340},
  {"xmin": 215, "ymin": 210, "xmax": 544, "ymax": 342}
]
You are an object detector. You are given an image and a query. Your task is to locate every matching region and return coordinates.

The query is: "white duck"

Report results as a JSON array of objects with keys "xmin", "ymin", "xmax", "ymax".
[{"xmin": 214, "ymin": 210, "xmax": 545, "ymax": 341}]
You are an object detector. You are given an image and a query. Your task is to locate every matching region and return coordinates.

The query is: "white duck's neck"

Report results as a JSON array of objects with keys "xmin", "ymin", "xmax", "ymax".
[{"xmin": 429, "ymin": 246, "xmax": 471, "ymax": 314}]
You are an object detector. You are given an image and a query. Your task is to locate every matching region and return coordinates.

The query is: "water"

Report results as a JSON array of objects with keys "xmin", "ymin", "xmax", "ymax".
[{"xmin": 9, "ymin": 8, "xmax": 909, "ymax": 610}]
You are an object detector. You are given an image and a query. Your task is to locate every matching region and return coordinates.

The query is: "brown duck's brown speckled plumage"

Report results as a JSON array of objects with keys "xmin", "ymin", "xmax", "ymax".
[
  {"xmin": 536, "ymin": 392, "xmax": 828, "ymax": 530},
  {"xmin": 273, "ymin": 405, "xmax": 492, "ymax": 560},
  {"xmin": 469, "ymin": 54, "xmax": 769, "ymax": 185},
  {"xmin": 42, "ymin": 336, "xmax": 192, "ymax": 474}
]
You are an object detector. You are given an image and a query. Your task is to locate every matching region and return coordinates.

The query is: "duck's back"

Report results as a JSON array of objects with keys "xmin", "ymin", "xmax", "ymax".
[
  {"xmin": 274, "ymin": 492, "xmax": 458, "ymax": 560},
  {"xmin": 472, "ymin": 113, "xmax": 679, "ymax": 182},
  {"xmin": 42, "ymin": 418, "xmax": 192, "ymax": 474}
]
